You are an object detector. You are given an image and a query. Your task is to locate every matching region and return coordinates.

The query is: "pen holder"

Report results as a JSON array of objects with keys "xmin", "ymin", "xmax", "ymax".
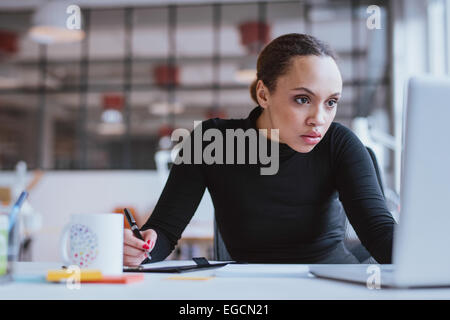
[{"xmin": 0, "ymin": 206, "xmax": 21, "ymax": 284}]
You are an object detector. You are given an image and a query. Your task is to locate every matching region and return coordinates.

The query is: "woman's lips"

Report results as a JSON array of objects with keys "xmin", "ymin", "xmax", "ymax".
[{"xmin": 300, "ymin": 135, "xmax": 321, "ymax": 145}]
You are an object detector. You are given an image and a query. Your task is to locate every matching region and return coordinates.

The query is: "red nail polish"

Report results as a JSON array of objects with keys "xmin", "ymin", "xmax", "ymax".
[
  {"xmin": 147, "ymin": 240, "xmax": 150, "ymax": 244},
  {"xmin": 143, "ymin": 244, "xmax": 149, "ymax": 250}
]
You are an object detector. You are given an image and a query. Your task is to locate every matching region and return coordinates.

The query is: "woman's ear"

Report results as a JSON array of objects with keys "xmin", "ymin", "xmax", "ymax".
[{"xmin": 256, "ymin": 80, "xmax": 270, "ymax": 108}]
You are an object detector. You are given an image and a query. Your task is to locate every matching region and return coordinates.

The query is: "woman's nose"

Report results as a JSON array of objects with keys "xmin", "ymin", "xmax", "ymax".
[{"xmin": 307, "ymin": 105, "xmax": 326, "ymax": 126}]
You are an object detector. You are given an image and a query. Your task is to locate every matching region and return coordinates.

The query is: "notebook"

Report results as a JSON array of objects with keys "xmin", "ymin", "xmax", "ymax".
[{"xmin": 123, "ymin": 257, "xmax": 233, "ymax": 273}]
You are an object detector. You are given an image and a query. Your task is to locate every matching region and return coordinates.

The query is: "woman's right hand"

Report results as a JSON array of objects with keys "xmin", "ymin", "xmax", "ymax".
[{"xmin": 123, "ymin": 228, "xmax": 157, "ymax": 267}]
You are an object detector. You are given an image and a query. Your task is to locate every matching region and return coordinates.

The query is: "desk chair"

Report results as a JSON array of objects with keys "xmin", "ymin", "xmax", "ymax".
[{"xmin": 213, "ymin": 147, "xmax": 384, "ymax": 263}]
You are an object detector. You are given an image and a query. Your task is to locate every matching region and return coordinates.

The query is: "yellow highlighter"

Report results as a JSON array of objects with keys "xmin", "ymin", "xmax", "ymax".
[{"xmin": 46, "ymin": 269, "xmax": 103, "ymax": 282}]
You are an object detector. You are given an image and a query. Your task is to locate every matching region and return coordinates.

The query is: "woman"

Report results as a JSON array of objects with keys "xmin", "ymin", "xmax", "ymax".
[{"xmin": 123, "ymin": 33, "xmax": 396, "ymax": 266}]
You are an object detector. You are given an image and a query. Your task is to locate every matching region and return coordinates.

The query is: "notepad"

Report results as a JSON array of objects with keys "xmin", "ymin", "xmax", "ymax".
[
  {"xmin": 87, "ymin": 274, "xmax": 144, "ymax": 284},
  {"xmin": 46, "ymin": 269, "xmax": 103, "ymax": 282},
  {"xmin": 213, "ymin": 264, "xmax": 310, "ymax": 278},
  {"xmin": 46, "ymin": 269, "xmax": 144, "ymax": 284}
]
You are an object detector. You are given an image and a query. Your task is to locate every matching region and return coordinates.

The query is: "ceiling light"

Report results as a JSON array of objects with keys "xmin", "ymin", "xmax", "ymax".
[
  {"xmin": 101, "ymin": 109, "xmax": 123, "ymax": 124},
  {"xmin": 97, "ymin": 123, "xmax": 125, "ymax": 136},
  {"xmin": 149, "ymin": 101, "xmax": 184, "ymax": 116}
]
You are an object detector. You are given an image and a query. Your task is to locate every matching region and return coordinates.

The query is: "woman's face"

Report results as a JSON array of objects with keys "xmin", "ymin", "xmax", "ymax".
[{"xmin": 256, "ymin": 55, "xmax": 342, "ymax": 153}]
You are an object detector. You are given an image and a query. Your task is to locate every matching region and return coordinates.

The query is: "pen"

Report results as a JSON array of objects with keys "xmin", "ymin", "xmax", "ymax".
[
  {"xmin": 8, "ymin": 191, "xmax": 28, "ymax": 231},
  {"xmin": 123, "ymin": 208, "xmax": 151, "ymax": 260}
]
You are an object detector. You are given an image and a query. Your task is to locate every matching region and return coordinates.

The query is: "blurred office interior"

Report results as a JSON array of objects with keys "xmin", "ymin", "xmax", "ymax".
[{"xmin": 0, "ymin": 0, "xmax": 448, "ymax": 262}]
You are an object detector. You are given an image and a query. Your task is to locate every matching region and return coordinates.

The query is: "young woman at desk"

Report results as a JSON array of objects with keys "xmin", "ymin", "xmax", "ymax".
[{"xmin": 123, "ymin": 33, "xmax": 397, "ymax": 266}]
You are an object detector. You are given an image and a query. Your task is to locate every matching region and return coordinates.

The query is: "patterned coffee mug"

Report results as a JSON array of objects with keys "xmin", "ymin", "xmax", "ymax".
[{"xmin": 60, "ymin": 213, "xmax": 123, "ymax": 275}]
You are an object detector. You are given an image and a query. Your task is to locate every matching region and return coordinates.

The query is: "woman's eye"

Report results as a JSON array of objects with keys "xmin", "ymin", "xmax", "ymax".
[
  {"xmin": 295, "ymin": 96, "xmax": 310, "ymax": 105},
  {"xmin": 327, "ymin": 99, "xmax": 338, "ymax": 108}
]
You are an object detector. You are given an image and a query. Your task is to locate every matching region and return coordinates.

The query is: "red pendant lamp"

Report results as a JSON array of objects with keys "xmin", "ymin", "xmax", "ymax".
[
  {"xmin": 0, "ymin": 30, "xmax": 18, "ymax": 56},
  {"xmin": 153, "ymin": 64, "xmax": 180, "ymax": 87},
  {"xmin": 101, "ymin": 93, "xmax": 124, "ymax": 124},
  {"xmin": 238, "ymin": 21, "xmax": 271, "ymax": 55}
]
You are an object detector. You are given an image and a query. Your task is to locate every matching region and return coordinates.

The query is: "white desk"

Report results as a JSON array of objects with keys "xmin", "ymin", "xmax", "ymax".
[{"xmin": 0, "ymin": 261, "xmax": 449, "ymax": 300}]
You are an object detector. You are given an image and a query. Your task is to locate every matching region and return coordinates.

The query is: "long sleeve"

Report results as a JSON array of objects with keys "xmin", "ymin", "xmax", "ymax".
[
  {"xmin": 141, "ymin": 105, "xmax": 399, "ymax": 264},
  {"xmin": 332, "ymin": 125, "xmax": 397, "ymax": 263},
  {"xmin": 140, "ymin": 122, "xmax": 208, "ymax": 262}
]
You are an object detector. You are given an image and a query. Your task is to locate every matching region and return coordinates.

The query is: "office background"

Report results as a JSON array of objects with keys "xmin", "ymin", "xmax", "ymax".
[{"xmin": 0, "ymin": 0, "xmax": 448, "ymax": 262}]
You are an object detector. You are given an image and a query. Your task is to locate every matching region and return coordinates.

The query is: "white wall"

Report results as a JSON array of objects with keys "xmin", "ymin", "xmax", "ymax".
[{"xmin": 0, "ymin": 170, "xmax": 214, "ymax": 262}]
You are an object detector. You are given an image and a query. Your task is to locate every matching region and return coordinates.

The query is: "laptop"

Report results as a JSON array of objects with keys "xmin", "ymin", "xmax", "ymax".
[{"xmin": 310, "ymin": 75, "xmax": 450, "ymax": 288}]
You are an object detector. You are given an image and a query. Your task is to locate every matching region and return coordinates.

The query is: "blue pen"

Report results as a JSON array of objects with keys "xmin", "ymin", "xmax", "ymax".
[{"xmin": 8, "ymin": 191, "xmax": 28, "ymax": 231}]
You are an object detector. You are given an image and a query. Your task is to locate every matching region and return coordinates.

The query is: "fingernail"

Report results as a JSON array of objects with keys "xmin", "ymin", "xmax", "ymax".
[
  {"xmin": 142, "ymin": 244, "xmax": 150, "ymax": 250},
  {"xmin": 147, "ymin": 240, "xmax": 150, "ymax": 244}
]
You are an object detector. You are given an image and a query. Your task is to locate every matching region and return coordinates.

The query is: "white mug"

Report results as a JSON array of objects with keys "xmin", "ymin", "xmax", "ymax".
[{"xmin": 60, "ymin": 213, "xmax": 123, "ymax": 275}]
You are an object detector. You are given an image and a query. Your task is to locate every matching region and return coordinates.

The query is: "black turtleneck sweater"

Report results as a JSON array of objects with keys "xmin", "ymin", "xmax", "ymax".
[{"xmin": 141, "ymin": 106, "xmax": 396, "ymax": 264}]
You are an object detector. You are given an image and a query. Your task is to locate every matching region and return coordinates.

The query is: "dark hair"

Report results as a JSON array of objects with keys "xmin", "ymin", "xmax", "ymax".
[{"xmin": 249, "ymin": 33, "xmax": 337, "ymax": 104}]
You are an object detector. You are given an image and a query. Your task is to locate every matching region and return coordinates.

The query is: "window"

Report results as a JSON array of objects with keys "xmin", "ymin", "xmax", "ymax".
[{"xmin": 0, "ymin": 0, "xmax": 392, "ymax": 177}]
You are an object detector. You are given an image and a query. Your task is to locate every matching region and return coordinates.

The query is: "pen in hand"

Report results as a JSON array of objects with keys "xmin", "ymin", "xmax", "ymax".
[{"xmin": 123, "ymin": 208, "xmax": 152, "ymax": 260}]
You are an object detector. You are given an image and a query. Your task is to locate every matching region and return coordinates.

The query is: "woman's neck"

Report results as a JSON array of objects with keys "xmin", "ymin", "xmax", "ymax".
[{"xmin": 256, "ymin": 107, "xmax": 281, "ymax": 143}]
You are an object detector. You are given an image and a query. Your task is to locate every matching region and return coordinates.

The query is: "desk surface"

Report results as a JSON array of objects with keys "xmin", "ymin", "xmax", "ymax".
[{"xmin": 0, "ymin": 261, "xmax": 449, "ymax": 300}]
